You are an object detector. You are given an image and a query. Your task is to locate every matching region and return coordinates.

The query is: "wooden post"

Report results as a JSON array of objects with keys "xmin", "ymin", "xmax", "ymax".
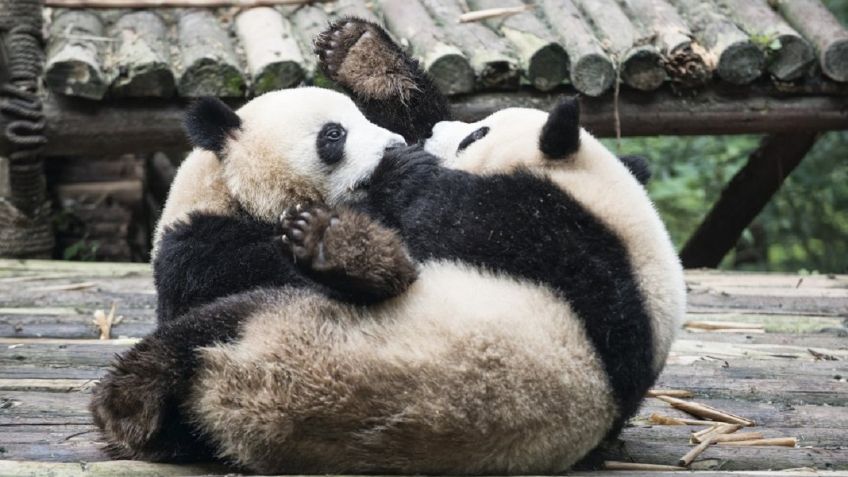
[
  {"xmin": 717, "ymin": 0, "xmax": 815, "ymax": 81},
  {"xmin": 235, "ymin": 7, "xmax": 305, "ymax": 94},
  {"xmin": 110, "ymin": 11, "xmax": 176, "ymax": 97},
  {"xmin": 284, "ymin": 4, "xmax": 330, "ymax": 81},
  {"xmin": 467, "ymin": 0, "xmax": 568, "ymax": 91},
  {"xmin": 774, "ymin": 0, "xmax": 848, "ymax": 82},
  {"xmin": 574, "ymin": 0, "xmax": 666, "ymax": 91},
  {"xmin": 680, "ymin": 133, "xmax": 819, "ymax": 269},
  {"xmin": 45, "ymin": 11, "xmax": 112, "ymax": 100},
  {"xmin": 331, "ymin": 0, "xmax": 380, "ymax": 22},
  {"xmin": 617, "ymin": 0, "xmax": 710, "ymax": 87},
  {"xmin": 538, "ymin": 0, "xmax": 615, "ymax": 96},
  {"xmin": 176, "ymin": 10, "xmax": 247, "ymax": 97},
  {"xmin": 419, "ymin": 0, "xmax": 520, "ymax": 91},
  {"xmin": 381, "ymin": 0, "xmax": 475, "ymax": 95},
  {"xmin": 670, "ymin": 0, "xmax": 765, "ymax": 85}
]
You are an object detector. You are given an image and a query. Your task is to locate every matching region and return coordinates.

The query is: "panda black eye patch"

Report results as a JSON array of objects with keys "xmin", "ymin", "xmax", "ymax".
[
  {"xmin": 457, "ymin": 126, "xmax": 490, "ymax": 153},
  {"xmin": 318, "ymin": 123, "xmax": 347, "ymax": 166}
]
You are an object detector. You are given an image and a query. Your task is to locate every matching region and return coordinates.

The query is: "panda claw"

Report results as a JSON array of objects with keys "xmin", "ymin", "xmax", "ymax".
[{"xmin": 290, "ymin": 229, "xmax": 304, "ymax": 241}]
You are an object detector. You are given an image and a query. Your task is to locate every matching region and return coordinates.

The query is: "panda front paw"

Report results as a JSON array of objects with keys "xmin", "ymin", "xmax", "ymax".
[
  {"xmin": 315, "ymin": 17, "xmax": 417, "ymax": 101},
  {"xmin": 281, "ymin": 205, "xmax": 337, "ymax": 272}
]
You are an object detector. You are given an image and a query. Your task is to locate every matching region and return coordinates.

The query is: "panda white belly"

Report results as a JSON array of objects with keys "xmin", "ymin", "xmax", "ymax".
[{"xmin": 188, "ymin": 261, "xmax": 616, "ymax": 474}]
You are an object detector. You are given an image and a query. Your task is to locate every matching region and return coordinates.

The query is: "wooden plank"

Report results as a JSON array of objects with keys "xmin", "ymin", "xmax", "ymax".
[
  {"xmin": 380, "ymin": 0, "xmax": 476, "ymax": 95},
  {"xmin": 110, "ymin": 11, "xmax": 175, "ymax": 97},
  {"xmin": 670, "ymin": 0, "xmax": 765, "ymax": 84},
  {"xmin": 0, "ymin": 460, "xmax": 224, "ymax": 476},
  {"xmin": 680, "ymin": 133, "xmax": 819, "ymax": 269},
  {"xmin": 538, "ymin": 0, "xmax": 615, "ymax": 96},
  {"xmin": 775, "ymin": 0, "xmax": 848, "ymax": 82},
  {"xmin": 175, "ymin": 10, "xmax": 246, "ymax": 97},
  {"xmin": 235, "ymin": 7, "xmax": 305, "ymax": 94},
  {"xmin": 45, "ymin": 11, "xmax": 112, "ymax": 100},
  {"xmin": 283, "ymin": 4, "xmax": 331, "ymax": 81},
  {"xmin": 467, "ymin": 0, "xmax": 568, "ymax": 91},
  {"xmin": 573, "ymin": 0, "xmax": 666, "ymax": 91},
  {"xmin": 13, "ymin": 86, "xmax": 847, "ymax": 157}
]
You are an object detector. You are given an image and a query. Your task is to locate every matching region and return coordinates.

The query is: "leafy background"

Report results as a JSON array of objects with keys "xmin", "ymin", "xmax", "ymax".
[{"xmin": 601, "ymin": 0, "xmax": 848, "ymax": 274}]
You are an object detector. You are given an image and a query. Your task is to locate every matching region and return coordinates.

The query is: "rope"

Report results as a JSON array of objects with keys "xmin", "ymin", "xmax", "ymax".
[{"xmin": 0, "ymin": 0, "xmax": 53, "ymax": 258}]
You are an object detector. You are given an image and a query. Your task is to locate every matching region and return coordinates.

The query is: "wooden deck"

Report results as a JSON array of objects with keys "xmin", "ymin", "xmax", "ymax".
[{"xmin": 0, "ymin": 259, "xmax": 846, "ymax": 477}]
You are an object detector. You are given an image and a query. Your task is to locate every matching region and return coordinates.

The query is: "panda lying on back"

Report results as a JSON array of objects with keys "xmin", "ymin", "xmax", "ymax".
[{"xmin": 91, "ymin": 18, "xmax": 685, "ymax": 473}]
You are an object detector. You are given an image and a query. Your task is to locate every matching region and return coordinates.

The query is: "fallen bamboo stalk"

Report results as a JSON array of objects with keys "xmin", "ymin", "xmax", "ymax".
[
  {"xmin": 684, "ymin": 320, "xmax": 765, "ymax": 330},
  {"xmin": 27, "ymin": 281, "xmax": 96, "ymax": 292},
  {"xmin": 604, "ymin": 461, "xmax": 687, "ymax": 471},
  {"xmin": 650, "ymin": 413, "xmax": 716, "ymax": 426},
  {"xmin": 692, "ymin": 423, "xmax": 743, "ymax": 443},
  {"xmin": 712, "ymin": 432, "xmax": 765, "ymax": 443},
  {"xmin": 45, "ymin": 0, "xmax": 325, "ymax": 6},
  {"xmin": 647, "ymin": 389, "xmax": 694, "ymax": 398},
  {"xmin": 678, "ymin": 436, "xmax": 715, "ymax": 467},
  {"xmin": 657, "ymin": 395, "xmax": 755, "ymax": 426},
  {"xmin": 458, "ymin": 5, "xmax": 530, "ymax": 23},
  {"xmin": 719, "ymin": 437, "xmax": 797, "ymax": 447}
]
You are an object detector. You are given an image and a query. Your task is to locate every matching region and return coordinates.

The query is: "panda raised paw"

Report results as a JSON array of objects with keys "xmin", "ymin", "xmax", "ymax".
[
  {"xmin": 315, "ymin": 17, "xmax": 418, "ymax": 102},
  {"xmin": 281, "ymin": 204, "xmax": 338, "ymax": 272}
]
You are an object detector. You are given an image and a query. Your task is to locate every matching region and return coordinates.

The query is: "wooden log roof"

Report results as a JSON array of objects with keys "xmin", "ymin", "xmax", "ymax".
[{"xmin": 42, "ymin": 0, "xmax": 848, "ymax": 101}]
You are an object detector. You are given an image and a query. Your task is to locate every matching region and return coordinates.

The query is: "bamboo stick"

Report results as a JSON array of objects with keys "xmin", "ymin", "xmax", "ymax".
[
  {"xmin": 647, "ymin": 389, "xmax": 694, "ymax": 398},
  {"xmin": 649, "ymin": 413, "xmax": 717, "ymax": 426},
  {"xmin": 46, "ymin": 0, "xmax": 325, "ymax": 7},
  {"xmin": 712, "ymin": 431, "xmax": 764, "ymax": 443},
  {"xmin": 656, "ymin": 395, "xmax": 755, "ymax": 426},
  {"xmin": 678, "ymin": 436, "xmax": 715, "ymax": 467},
  {"xmin": 691, "ymin": 423, "xmax": 743, "ymax": 443},
  {"xmin": 720, "ymin": 437, "xmax": 797, "ymax": 447},
  {"xmin": 684, "ymin": 320, "xmax": 765, "ymax": 330},
  {"xmin": 458, "ymin": 6, "xmax": 529, "ymax": 23}
]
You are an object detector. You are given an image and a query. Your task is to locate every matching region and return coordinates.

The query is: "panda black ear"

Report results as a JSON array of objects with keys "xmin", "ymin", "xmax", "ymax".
[
  {"xmin": 539, "ymin": 97, "xmax": 581, "ymax": 160},
  {"xmin": 619, "ymin": 155, "xmax": 652, "ymax": 184},
  {"xmin": 183, "ymin": 97, "xmax": 242, "ymax": 155}
]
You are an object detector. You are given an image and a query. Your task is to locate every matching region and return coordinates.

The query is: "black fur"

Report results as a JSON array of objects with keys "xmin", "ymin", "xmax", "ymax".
[
  {"xmin": 154, "ymin": 211, "xmax": 397, "ymax": 323},
  {"xmin": 90, "ymin": 290, "xmax": 271, "ymax": 462},
  {"xmin": 539, "ymin": 98, "xmax": 581, "ymax": 159},
  {"xmin": 317, "ymin": 122, "xmax": 347, "ymax": 166},
  {"xmin": 183, "ymin": 97, "xmax": 242, "ymax": 154},
  {"xmin": 457, "ymin": 127, "xmax": 490, "ymax": 153},
  {"xmin": 362, "ymin": 145, "xmax": 656, "ymax": 438},
  {"xmin": 619, "ymin": 155, "xmax": 652, "ymax": 185}
]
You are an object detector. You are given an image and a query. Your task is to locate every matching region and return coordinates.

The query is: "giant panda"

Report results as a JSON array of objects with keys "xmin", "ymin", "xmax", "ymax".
[{"xmin": 90, "ymin": 18, "xmax": 685, "ymax": 473}]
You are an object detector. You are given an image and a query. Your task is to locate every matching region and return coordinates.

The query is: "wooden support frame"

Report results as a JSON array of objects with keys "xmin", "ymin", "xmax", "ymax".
[
  {"xmin": 0, "ymin": 87, "xmax": 845, "ymax": 157},
  {"xmin": 680, "ymin": 133, "xmax": 819, "ymax": 269}
]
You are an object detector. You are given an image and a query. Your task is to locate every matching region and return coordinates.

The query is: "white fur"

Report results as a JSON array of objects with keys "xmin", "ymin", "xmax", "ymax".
[
  {"xmin": 425, "ymin": 108, "xmax": 686, "ymax": 372},
  {"xmin": 190, "ymin": 262, "xmax": 615, "ymax": 474}
]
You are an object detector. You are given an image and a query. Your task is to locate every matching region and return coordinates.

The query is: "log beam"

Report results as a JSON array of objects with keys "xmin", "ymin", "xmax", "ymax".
[
  {"xmin": 775, "ymin": 0, "xmax": 848, "ymax": 82},
  {"xmin": 0, "ymin": 89, "xmax": 845, "ymax": 157},
  {"xmin": 679, "ymin": 133, "xmax": 819, "ymax": 269}
]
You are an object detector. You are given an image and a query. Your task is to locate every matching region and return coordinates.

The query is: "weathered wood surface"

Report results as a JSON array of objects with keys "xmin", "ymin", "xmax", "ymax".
[
  {"xmin": 41, "ymin": 0, "xmax": 848, "ymax": 101},
  {"xmin": 109, "ymin": 11, "xmax": 175, "ymax": 97},
  {"xmin": 8, "ymin": 86, "xmax": 847, "ymax": 158},
  {"xmin": 574, "ymin": 0, "xmax": 666, "ymax": 91},
  {"xmin": 0, "ymin": 260, "xmax": 846, "ymax": 475}
]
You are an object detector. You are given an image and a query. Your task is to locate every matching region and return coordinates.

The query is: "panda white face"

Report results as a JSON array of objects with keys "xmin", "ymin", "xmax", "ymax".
[{"xmin": 185, "ymin": 88, "xmax": 405, "ymax": 222}]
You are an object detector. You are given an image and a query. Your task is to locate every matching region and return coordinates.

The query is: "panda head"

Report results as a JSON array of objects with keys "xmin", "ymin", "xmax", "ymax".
[
  {"xmin": 423, "ymin": 97, "xmax": 650, "ymax": 186},
  {"xmin": 184, "ymin": 87, "xmax": 406, "ymax": 221}
]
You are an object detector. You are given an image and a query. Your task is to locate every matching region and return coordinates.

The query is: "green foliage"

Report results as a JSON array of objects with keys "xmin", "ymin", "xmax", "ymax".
[{"xmin": 604, "ymin": 132, "xmax": 848, "ymax": 273}]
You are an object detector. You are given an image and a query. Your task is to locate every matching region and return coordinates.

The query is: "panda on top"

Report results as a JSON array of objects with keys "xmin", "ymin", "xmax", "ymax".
[{"xmin": 90, "ymin": 17, "xmax": 685, "ymax": 474}]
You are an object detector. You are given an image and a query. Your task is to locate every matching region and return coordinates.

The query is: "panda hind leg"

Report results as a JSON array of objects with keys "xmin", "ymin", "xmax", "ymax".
[
  {"xmin": 281, "ymin": 205, "xmax": 417, "ymax": 302},
  {"xmin": 315, "ymin": 17, "xmax": 450, "ymax": 142}
]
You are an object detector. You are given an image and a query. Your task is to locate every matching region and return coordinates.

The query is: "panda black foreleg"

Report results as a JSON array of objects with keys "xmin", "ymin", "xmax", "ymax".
[
  {"xmin": 90, "ymin": 291, "xmax": 269, "ymax": 461},
  {"xmin": 315, "ymin": 17, "xmax": 450, "ymax": 143},
  {"xmin": 281, "ymin": 204, "xmax": 418, "ymax": 302},
  {"xmin": 154, "ymin": 212, "xmax": 308, "ymax": 323}
]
